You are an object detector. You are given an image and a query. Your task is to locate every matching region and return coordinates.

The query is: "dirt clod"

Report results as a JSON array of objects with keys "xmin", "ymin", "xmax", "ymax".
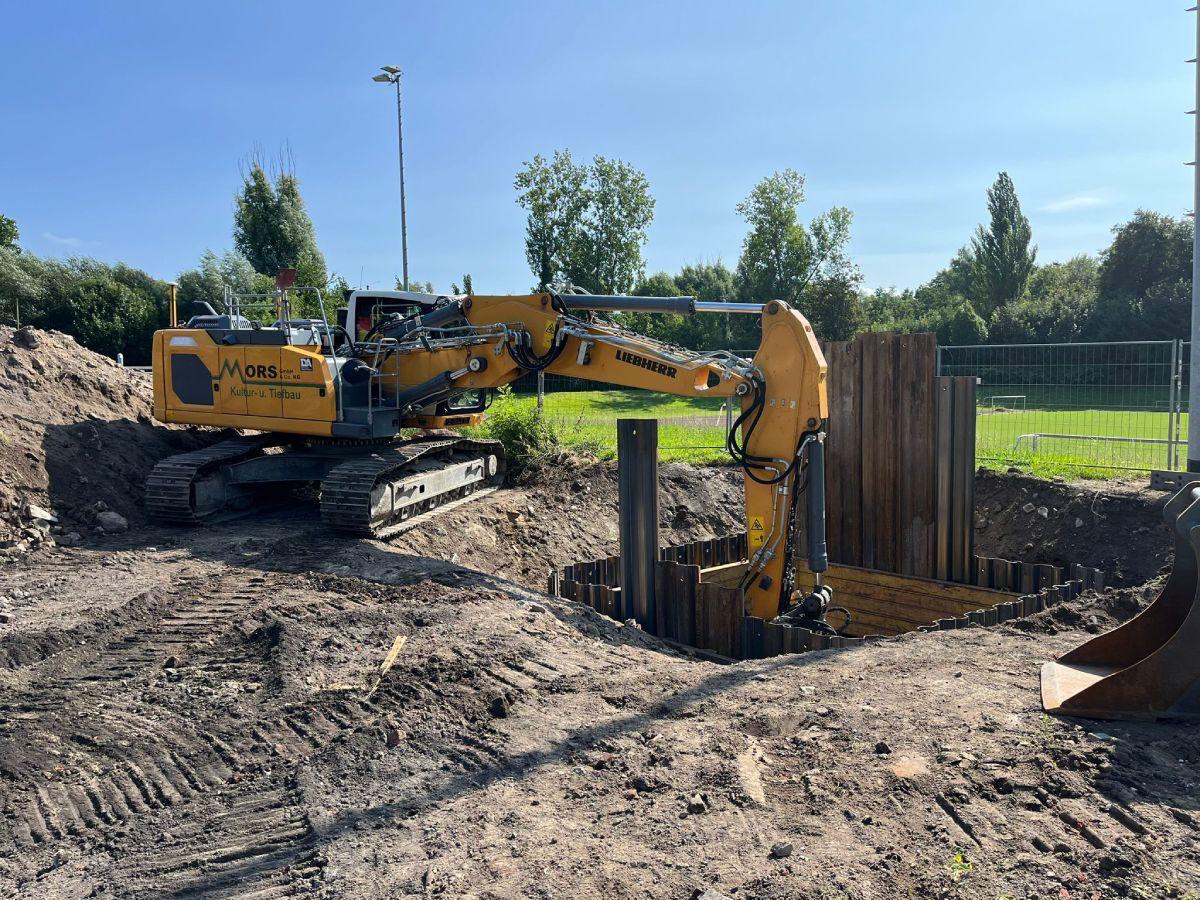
[{"xmin": 770, "ymin": 841, "xmax": 794, "ymax": 859}]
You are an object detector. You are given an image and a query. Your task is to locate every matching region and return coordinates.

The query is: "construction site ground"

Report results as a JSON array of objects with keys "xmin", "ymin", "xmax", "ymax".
[{"xmin": 0, "ymin": 328, "xmax": 1197, "ymax": 899}]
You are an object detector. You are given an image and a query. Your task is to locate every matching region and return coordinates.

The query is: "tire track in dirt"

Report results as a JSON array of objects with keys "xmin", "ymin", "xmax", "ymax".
[
  {"xmin": 3, "ymin": 575, "xmax": 261, "ymax": 850},
  {"xmin": 105, "ymin": 778, "xmax": 323, "ymax": 899},
  {"xmin": 0, "ymin": 564, "xmax": 414, "ymax": 894}
]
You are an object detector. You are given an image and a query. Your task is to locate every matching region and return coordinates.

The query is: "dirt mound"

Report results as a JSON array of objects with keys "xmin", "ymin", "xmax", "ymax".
[
  {"xmin": 0, "ymin": 325, "xmax": 212, "ymax": 555},
  {"xmin": 1012, "ymin": 578, "xmax": 1158, "ymax": 637},
  {"xmin": 392, "ymin": 460, "xmax": 745, "ymax": 589},
  {"xmin": 974, "ymin": 469, "xmax": 1171, "ymax": 586}
]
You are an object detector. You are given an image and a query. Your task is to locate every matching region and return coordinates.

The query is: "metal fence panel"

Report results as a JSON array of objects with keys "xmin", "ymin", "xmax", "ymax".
[
  {"xmin": 521, "ymin": 338, "xmax": 1189, "ymax": 473},
  {"xmin": 938, "ymin": 340, "xmax": 1184, "ymax": 473}
]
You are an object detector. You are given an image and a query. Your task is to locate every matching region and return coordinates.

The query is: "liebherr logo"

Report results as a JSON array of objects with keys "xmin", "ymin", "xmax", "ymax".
[{"xmin": 615, "ymin": 349, "xmax": 678, "ymax": 378}]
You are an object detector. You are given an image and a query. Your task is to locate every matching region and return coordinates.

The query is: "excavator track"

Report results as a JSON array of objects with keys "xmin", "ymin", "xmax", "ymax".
[
  {"xmin": 320, "ymin": 437, "xmax": 504, "ymax": 539},
  {"xmin": 144, "ymin": 434, "xmax": 284, "ymax": 524}
]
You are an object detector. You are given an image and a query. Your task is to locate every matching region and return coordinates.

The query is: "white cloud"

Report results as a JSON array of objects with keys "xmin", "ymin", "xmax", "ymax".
[
  {"xmin": 1041, "ymin": 194, "xmax": 1107, "ymax": 213},
  {"xmin": 41, "ymin": 231, "xmax": 84, "ymax": 246}
]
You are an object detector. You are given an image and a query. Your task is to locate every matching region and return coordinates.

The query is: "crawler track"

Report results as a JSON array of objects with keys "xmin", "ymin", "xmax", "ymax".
[
  {"xmin": 145, "ymin": 435, "xmax": 504, "ymax": 540},
  {"xmin": 319, "ymin": 437, "xmax": 504, "ymax": 538},
  {"xmin": 144, "ymin": 435, "xmax": 284, "ymax": 524}
]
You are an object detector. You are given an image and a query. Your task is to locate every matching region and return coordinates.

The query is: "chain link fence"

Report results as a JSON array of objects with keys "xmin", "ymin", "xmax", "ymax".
[{"xmin": 938, "ymin": 340, "xmax": 1188, "ymax": 474}]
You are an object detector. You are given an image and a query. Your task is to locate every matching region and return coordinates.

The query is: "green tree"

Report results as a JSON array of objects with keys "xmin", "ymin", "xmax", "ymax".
[
  {"xmin": 0, "ymin": 247, "xmax": 43, "ymax": 325},
  {"xmin": 970, "ymin": 172, "xmax": 1036, "ymax": 318},
  {"xmin": 574, "ymin": 156, "xmax": 655, "ymax": 293},
  {"xmin": 450, "ymin": 274, "xmax": 475, "ymax": 296},
  {"xmin": 672, "ymin": 260, "xmax": 753, "ymax": 349},
  {"xmin": 990, "ymin": 255, "xmax": 1099, "ymax": 343},
  {"xmin": 734, "ymin": 170, "xmax": 855, "ymax": 306},
  {"xmin": 394, "ymin": 276, "xmax": 435, "ymax": 293},
  {"xmin": 19, "ymin": 257, "xmax": 164, "ymax": 361},
  {"xmin": 514, "ymin": 150, "xmax": 589, "ymax": 290},
  {"xmin": 514, "ymin": 150, "xmax": 654, "ymax": 293},
  {"xmin": 861, "ymin": 282, "xmax": 986, "ymax": 344},
  {"xmin": 0, "ymin": 214, "xmax": 18, "ymax": 252},
  {"xmin": 675, "ymin": 261, "xmax": 737, "ymax": 303},
  {"xmin": 66, "ymin": 274, "xmax": 159, "ymax": 359},
  {"xmin": 1091, "ymin": 210, "xmax": 1191, "ymax": 339},
  {"xmin": 622, "ymin": 271, "xmax": 683, "ymax": 341},
  {"xmin": 802, "ymin": 273, "xmax": 864, "ymax": 341},
  {"xmin": 177, "ymin": 249, "xmax": 256, "ymax": 318},
  {"xmin": 233, "ymin": 157, "xmax": 328, "ymax": 291}
]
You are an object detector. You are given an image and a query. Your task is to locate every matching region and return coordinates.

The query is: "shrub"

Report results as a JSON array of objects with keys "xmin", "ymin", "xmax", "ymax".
[{"xmin": 482, "ymin": 387, "xmax": 560, "ymax": 471}]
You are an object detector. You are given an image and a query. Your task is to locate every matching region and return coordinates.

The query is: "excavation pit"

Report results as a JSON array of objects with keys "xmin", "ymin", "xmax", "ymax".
[{"xmin": 551, "ymin": 534, "xmax": 1104, "ymax": 661}]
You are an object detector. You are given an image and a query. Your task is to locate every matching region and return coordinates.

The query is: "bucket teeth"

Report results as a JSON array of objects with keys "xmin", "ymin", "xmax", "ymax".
[{"xmin": 1041, "ymin": 480, "xmax": 1200, "ymax": 721}]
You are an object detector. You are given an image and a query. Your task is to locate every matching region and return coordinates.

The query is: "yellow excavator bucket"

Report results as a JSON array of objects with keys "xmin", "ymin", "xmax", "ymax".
[{"xmin": 1041, "ymin": 481, "xmax": 1200, "ymax": 721}]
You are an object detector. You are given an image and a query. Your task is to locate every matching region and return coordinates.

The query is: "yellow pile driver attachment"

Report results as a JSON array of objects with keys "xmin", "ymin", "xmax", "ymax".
[{"xmin": 1041, "ymin": 481, "xmax": 1200, "ymax": 721}]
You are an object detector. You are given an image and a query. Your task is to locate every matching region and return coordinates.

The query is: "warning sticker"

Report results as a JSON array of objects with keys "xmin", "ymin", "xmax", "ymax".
[
  {"xmin": 749, "ymin": 515, "xmax": 766, "ymax": 548},
  {"xmin": 541, "ymin": 320, "xmax": 557, "ymax": 353}
]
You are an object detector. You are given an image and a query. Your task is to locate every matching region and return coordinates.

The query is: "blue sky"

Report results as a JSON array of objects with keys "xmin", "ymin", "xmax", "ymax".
[{"xmin": 1, "ymin": 1, "xmax": 1193, "ymax": 294}]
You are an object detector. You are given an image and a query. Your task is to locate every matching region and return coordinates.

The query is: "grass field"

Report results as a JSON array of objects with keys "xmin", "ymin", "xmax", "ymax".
[
  {"xmin": 504, "ymin": 389, "xmax": 732, "ymax": 464},
  {"xmin": 507, "ymin": 388, "xmax": 1187, "ymax": 477}
]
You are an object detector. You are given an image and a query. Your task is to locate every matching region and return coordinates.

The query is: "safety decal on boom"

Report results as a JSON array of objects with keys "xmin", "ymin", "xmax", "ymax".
[
  {"xmin": 541, "ymin": 320, "xmax": 557, "ymax": 353},
  {"xmin": 749, "ymin": 515, "xmax": 766, "ymax": 548}
]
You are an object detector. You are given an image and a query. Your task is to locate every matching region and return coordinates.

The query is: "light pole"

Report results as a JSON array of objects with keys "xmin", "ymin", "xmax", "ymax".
[
  {"xmin": 373, "ymin": 65, "xmax": 409, "ymax": 290},
  {"xmin": 1187, "ymin": 10, "xmax": 1200, "ymax": 471}
]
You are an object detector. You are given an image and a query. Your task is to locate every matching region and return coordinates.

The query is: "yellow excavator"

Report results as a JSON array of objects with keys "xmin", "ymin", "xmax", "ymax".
[{"xmin": 148, "ymin": 277, "xmax": 829, "ymax": 623}]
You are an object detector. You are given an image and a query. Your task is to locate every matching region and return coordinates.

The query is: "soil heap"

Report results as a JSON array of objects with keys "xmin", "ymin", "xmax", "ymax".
[{"xmin": 0, "ymin": 325, "xmax": 211, "ymax": 555}]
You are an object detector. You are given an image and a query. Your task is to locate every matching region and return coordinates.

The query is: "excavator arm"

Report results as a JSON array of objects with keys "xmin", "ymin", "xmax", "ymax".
[{"xmin": 363, "ymin": 291, "xmax": 829, "ymax": 621}]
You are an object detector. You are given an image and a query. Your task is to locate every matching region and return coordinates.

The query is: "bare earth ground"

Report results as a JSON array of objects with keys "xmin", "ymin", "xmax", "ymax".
[{"xmin": 0, "ymin": 328, "xmax": 1197, "ymax": 899}]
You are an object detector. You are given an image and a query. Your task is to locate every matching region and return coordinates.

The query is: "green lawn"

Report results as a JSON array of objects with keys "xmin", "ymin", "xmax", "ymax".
[
  {"xmin": 505, "ymin": 389, "xmax": 732, "ymax": 464},
  {"xmin": 975, "ymin": 406, "xmax": 1183, "ymax": 477},
  {"xmin": 501, "ymin": 388, "xmax": 1185, "ymax": 477}
]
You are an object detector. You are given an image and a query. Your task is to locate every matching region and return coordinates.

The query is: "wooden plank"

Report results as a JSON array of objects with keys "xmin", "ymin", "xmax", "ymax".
[
  {"xmin": 861, "ymin": 334, "xmax": 895, "ymax": 569},
  {"xmin": 716, "ymin": 585, "xmax": 741, "ymax": 658},
  {"xmin": 836, "ymin": 598, "xmax": 967, "ymax": 632},
  {"xmin": 818, "ymin": 579, "xmax": 992, "ymax": 620},
  {"xmin": 742, "ymin": 616, "xmax": 763, "ymax": 660},
  {"xmin": 660, "ymin": 561, "xmax": 679, "ymax": 640},
  {"xmin": 698, "ymin": 560, "xmax": 748, "ymax": 588},
  {"xmin": 973, "ymin": 556, "xmax": 988, "ymax": 588},
  {"xmin": 831, "ymin": 336, "xmax": 864, "ymax": 567},
  {"xmin": 789, "ymin": 561, "xmax": 1016, "ymax": 606},
  {"xmin": 879, "ymin": 333, "xmax": 901, "ymax": 572},
  {"xmin": 763, "ymin": 622, "xmax": 784, "ymax": 657},
  {"xmin": 951, "ymin": 376, "xmax": 976, "ymax": 583},
  {"xmin": 897, "ymin": 333, "xmax": 937, "ymax": 577},
  {"xmin": 605, "ymin": 586, "xmax": 621, "ymax": 620},
  {"xmin": 1035, "ymin": 564, "xmax": 1061, "ymax": 590},
  {"xmin": 823, "ymin": 340, "xmax": 844, "ymax": 564},
  {"xmin": 934, "ymin": 376, "xmax": 954, "ymax": 580}
]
